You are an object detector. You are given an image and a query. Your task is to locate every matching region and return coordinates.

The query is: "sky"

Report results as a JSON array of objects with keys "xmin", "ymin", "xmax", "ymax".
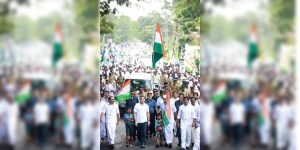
[
  {"xmin": 115, "ymin": 0, "xmax": 167, "ymax": 20},
  {"xmin": 14, "ymin": 0, "xmax": 72, "ymax": 20},
  {"xmin": 209, "ymin": 0, "xmax": 268, "ymax": 20},
  {"xmin": 14, "ymin": 0, "xmax": 264, "ymax": 21}
]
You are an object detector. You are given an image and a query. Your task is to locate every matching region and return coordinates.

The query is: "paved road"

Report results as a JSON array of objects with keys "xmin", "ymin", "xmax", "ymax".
[
  {"xmin": 101, "ymin": 121, "xmax": 182, "ymax": 150},
  {"xmin": 101, "ymin": 121, "xmax": 275, "ymax": 150}
]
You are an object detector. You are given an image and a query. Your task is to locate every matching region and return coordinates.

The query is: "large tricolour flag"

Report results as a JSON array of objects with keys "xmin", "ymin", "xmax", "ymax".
[
  {"xmin": 115, "ymin": 80, "xmax": 131, "ymax": 103},
  {"xmin": 247, "ymin": 24, "xmax": 259, "ymax": 68},
  {"xmin": 152, "ymin": 23, "xmax": 165, "ymax": 68},
  {"xmin": 16, "ymin": 81, "xmax": 31, "ymax": 104},
  {"xmin": 211, "ymin": 81, "xmax": 227, "ymax": 104},
  {"xmin": 52, "ymin": 23, "xmax": 64, "ymax": 68}
]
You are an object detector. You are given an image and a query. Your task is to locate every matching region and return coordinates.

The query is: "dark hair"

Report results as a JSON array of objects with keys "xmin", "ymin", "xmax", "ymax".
[
  {"xmin": 183, "ymin": 97, "xmax": 189, "ymax": 101},
  {"xmin": 179, "ymin": 93, "xmax": 184, "ymax": 97}
]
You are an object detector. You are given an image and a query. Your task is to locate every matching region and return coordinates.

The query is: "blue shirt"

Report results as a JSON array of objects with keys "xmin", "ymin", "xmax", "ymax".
[
  {"xmin": 145, "ymin": 98, "xmax": 156, "ymax": 114},
  {"xmin": 124, "ymin": 113, "xmax": 134, "ymax": 125}
]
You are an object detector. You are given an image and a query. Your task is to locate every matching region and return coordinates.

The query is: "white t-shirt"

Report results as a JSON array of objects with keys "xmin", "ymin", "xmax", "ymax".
[
  {"xmin": 177, "ymin": 104, "xmax": 196, "ymax": 126},
  {"xmin": 134, "ymin": 103, "xmax": 149, "ymax": 123},
  {"xmin": 103, "ymin": 103, "xmax": 119, "ymax": 124},
  {"xmin": 229, "ymin": 102, "xmax": 245, "ymax": 124},
  {"xmin": 34, "ymin": 102, "xmax": 50, "ymax": 124}
]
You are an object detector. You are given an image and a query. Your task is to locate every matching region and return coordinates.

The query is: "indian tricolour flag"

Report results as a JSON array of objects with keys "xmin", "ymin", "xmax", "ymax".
[
  {"xmin": 248, "ymin": 24, "xmax": 259, "ymax": 68},
  {"xmin": 115, "ymin": 80, "xmax": 131, "ymax": 103},
  {"xmin": 52, "ymin": 23, "xmax": 64, "ymax": 68},
  {"xmin": 257, "ymin": 93, "xmax": 268, "ymax": 127},
  {"xmin": 162, "ymin": 89, "xmax": 171, "ymax": 126},
  {"xmin": 152, "ymin": 23, "xmax": 165, "ymax": 68},
  {"xmin": 211, "ymin": 81, "xmax": 227, "ymax": 104},
  {"xmin": 16, "ymin": 81, "xmax": 31, "ymax": 104}
]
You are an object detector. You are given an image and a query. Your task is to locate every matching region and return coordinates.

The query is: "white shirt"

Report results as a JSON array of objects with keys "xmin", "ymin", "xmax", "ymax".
[
  {"xmin": 34, "ymin": 102, "xmax": 50, "ymax": 124},
  {"xmin": 0, "ymin": 99, "xmax": 8, "ymax": 121},
  {"xmin": 229, "ymin": 102, "xmax": 245, "ymax": 124},
  {"xmin": 6, "ymin": 102, "xmax": 19, "ymax": 125},
  {"xmin": 171, "ymin": 97, "xmax": 179, "ymax": 106},
  {"xmin": 273, "ymin": 102, "xmax": 290, "ymax": 127},
  {"xmin": 78, "ymin": 102, "xmax": 95, "ymax": 126},
  {"xmin": 196, "ymin": 106, "xmax": 200, "ymax": 127},
  {"xmin": 103, "ymin": 103, "xmax": 119, "ymax": 124},
  {"xmin": 177, "ymin": 104, "xmax": 196, "ymax": 126},
  {"xmin": 134, "ymin": 103, "xmax": 149, "ymax": 123},
  {"xmin": 156, "ymin": 97, "xmax": 164, "ymax": 107}
]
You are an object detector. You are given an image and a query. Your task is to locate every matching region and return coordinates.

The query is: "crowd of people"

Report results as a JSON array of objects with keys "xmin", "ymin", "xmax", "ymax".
[
  {"xmin": 200, "ymin": 64, "xmax": 296, "ymax": 150},
  {"xmin": 0, "ymin": 65, "xmax": 100, "ymax": 150},
  {"xmin": 100, "ymin": 63, "xmax": 201, "ymax": 150}
]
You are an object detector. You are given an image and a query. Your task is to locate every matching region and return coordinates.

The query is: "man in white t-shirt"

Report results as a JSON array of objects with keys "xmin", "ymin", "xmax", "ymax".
[
  {"xmin": 134, "ymin": 95, "xmax": 150, "ymax": 148},
  {"xmin": 101, "ymin": 96, "xmax": 120, "ymax": 149},
  {"xmin": 229, "ymin": 94, "xmax": 245, "ymax": 147},
  {"xmin": 33, "ymin": 95, "xmax": 50, "ymax": 147},
  {"xmin": 177, "ymin": 97, "xmax": 197, "ymax": 150}
]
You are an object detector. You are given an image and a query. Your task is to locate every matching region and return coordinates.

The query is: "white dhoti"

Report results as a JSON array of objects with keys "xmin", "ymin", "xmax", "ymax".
[
  {"xmin": 81, "ymin": 123, "xmax": 93, "ymax": 149},
  {"xmin": 181, "ymin": 124, "xmax": 192, "ymax": 148},
  {"xmin": 100, "ymin": 122, "xmax": 106, "ymax": 139},
  {"xmin": 193, "ymin": 127, "xmax": 200, "ymax": 150},
  {"xmin": 191, "ymin": 127, "xmax": 196, "ymax": 144},
  {"xmin": 106, "ymin": 123, "xmax": 117, "ymax": 145},
  {"xmin": 259, "ymin": 121, "xmax": 270, "ymax": 145},
  {"xmin": 164, "ymin": 121, "xmax": 174, "ymax": 144},
  {"xmin": 93, "ymin": 127, "xmax": 101, "ymax": 150},
  {"xmin": 7, "ymin": 120, "xmax": 17, "ymax": 145},
  {"xmin": 202, "ymin": 122, "xmax": 212, "ymax": 145},
  {"xmin": 276, "ymin": 124, "xmax": 289, "ymax": 149},
  {"xmin": 288, "ymin": 127, "xmax": 296, "ymax": 150},
  {"xmin": 64, "ymin": 120, "xmax": 75, "ymax": 145}
]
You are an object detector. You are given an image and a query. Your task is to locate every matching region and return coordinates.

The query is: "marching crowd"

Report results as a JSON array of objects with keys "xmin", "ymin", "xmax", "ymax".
[
  {"xmin": 100, "ymin": 63, "xmax": 201, "ymax": 150},
  {"xmin": 0, "ymin": 65, "xmax": 100, "ymax": 150},
  {"xmin": 201, "ymin": 64, "xmax": 296, "ymax": 150}
]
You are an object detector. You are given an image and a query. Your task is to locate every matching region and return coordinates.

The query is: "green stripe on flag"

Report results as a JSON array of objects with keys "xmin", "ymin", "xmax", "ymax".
[
  {"xmin": 115, "ymin": 93, "xmax": 131, "ymax": 103},
  {"xmin": 162, "ymin": 110, "xmax": 170, "ymax": 126}
]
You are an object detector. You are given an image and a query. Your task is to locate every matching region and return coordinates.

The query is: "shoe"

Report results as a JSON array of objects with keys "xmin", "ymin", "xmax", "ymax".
[
  {"xmin": 126, "ymin": 144, "xmax": 129, "ymax": 147},
  {"xmin": 156, "ymin": 144, "xmax": 159, "ymax": 148},
  {"xmin": 178, "ymin": 143, "xmax": 181, "ymax": 147},
  {"xmin": 141, "ymin": 144, "xmax": 146, "ymax": 148},
  {"xmin": 168, "ymin": 144, "xmax": 172, "ymax": 148},
  {"xmin": 186, "ymin": 147, "xmax": 190, "ymax": 150},
  {"xmin": 129, "ymin": 144, "xmax": 133, "ymax": 147}
]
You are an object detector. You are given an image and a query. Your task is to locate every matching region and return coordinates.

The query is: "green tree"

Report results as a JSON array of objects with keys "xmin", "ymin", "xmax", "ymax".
[{"xmin": 0, "ymin": 0, "xmax": 29, "ymax": 35}]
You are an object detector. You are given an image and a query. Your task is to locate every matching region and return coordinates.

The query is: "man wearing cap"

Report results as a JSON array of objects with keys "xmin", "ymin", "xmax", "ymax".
[{"xmin": 145, "ymin": 92, "xmax": 156, "ymax": 137}]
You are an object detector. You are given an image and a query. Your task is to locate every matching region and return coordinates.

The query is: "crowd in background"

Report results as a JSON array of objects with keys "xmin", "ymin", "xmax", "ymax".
[
  {"xmin": 0, "ymin": 65, "xmax": 100, "ymax": 150},
  {"xmin": 200, "ymin": 64, "xmax": 296, "ymax": 150},
  {"xmin": 100, "ymin": 63, "xmax": 201, "ymax": 150}
]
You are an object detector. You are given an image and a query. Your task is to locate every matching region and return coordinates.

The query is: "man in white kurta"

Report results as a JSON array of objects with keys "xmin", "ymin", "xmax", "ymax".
[
  {"xmin": 93, "ymin": 98, "xmax": 101, "ymax": 150},
  {"xmin": 193, "ymin": 105, "xmax": 200, "ymax": 150},
  {"xmin": 177, "ymin": 97, "xmax": 196, "ymax": 149},
  {"xmin": 273, "ymin": 99, "xmax": 290, "ymax": 149},
  {"xmin": 159, "ymin": 96, "xmax": 177, "ymax": 148},
  {"xmin": 190, "ymin": 97, "xmax": 200, "ymax": 145},
  {"xmin": 101, "ymin": 96, "xmax": 120, "ymax": 148},
  {"xmin": 7, "ymin": 96, "xmax": 19, "ymax": 147},
  {"xmin": 79, "ymin": 99, "xmax": 96, "ymax": 149},
  {"xmin": 100, "ymin": 98, "xmax": 106, "ymax": 141},
  {"xmin": 200, "ymin": 96, "xmax": 214, "ymax": 148}
]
